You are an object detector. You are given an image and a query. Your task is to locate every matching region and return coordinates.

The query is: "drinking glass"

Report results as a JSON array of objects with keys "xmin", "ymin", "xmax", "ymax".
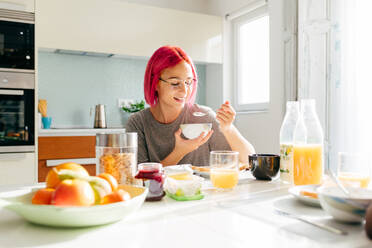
[
  {"xmin": 210, "ymin": 151, "xmax": 239, "ymax": 191},
  {"xmin": 337, "ymin": 152, "xmax": 371, "ymax": 188}
]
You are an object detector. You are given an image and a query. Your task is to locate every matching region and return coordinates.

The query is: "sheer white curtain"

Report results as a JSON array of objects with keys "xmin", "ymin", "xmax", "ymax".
[{"xmin": 331, "ymin": 0, "xmax": 372, "ymax": 167}]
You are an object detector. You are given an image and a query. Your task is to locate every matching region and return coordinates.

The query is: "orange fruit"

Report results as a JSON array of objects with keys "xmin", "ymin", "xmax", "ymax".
[
  {"xmin": 98, "ymin": 173, "xmax": 118, "ymax": 191},
  {"xmin": 45, "ymin": 162, "xmax": 89, "ymax": 189},
  {"xmin": 101, "ymin": 189, "xmax": 131, "ymax": 204},
  {"xmin": 31, "ymin": 188, "xmax": 55, "ymax": 205}
]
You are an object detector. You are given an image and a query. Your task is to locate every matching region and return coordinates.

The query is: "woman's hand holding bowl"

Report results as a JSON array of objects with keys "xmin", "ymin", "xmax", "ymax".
[{"xmin": 174, "ymin": 128, "xmax": 213, "ymax": 156}]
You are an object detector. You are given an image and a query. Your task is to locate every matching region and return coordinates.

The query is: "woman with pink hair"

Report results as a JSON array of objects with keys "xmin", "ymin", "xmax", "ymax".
[{"xmin": 126, "ymin": 46, "xmax": 255, "ymax": 166}]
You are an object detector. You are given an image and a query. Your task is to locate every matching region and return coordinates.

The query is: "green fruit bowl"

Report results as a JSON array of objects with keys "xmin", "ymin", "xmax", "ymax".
[{"xmin": 0, "ymin": 185, "xmax": 148, "ymax": 228}]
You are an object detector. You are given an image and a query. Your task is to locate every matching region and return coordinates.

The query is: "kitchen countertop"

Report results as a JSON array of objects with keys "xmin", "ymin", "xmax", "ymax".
[
  {"xmin": 38, "ymin": 128, "xmax": 126, "ymax": 136},
  {"xmin": 0, "ymin": 174, "xmax": 370, "ymax": 248}
]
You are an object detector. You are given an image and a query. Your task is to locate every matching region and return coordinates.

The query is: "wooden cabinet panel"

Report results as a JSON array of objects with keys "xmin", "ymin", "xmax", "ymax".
[
  {"xmin": 38, "ymin": 136, "xmax": 96, "ymax": 182},
  {"xmin": 38, "ymin": 136, "xmax": 95, "ymax": 160}
]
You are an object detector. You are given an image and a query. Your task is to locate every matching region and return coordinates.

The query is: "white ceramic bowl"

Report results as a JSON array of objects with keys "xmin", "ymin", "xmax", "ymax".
[
  {"xmin": 0, "ymin": 184, "xmax": 148, "ymax": 227},
  {"xmin": 180, "ymin": 123, "xmax": 212, "ymax": 139},
  {"xmin": 317, "ymin": 186, "xmax": 372, "ymax": 223}
]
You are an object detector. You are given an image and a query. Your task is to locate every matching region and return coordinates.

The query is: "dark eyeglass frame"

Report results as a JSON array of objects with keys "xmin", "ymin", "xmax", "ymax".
[{"xmin": 159, "ymin": 78, "xmax": 196, "ymax": 88}]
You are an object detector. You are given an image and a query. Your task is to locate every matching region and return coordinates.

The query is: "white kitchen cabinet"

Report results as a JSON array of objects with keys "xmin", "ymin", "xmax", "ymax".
[
  {"xmin": 35, "ymin": 0, "xmax": 222, "ymax": 63},
  {"xmin": 0, "ymin": 0, "xmax": 34, "ymax": 12},
  {"xmin": 0, "ymin": 153, "xmax": 36, "ymax": 186}
]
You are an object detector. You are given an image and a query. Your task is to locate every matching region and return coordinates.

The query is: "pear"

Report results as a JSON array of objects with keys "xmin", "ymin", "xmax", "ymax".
[
  {"xmin": 89, "ymin": 176, "xmax": 113, "ymax": 204},
  {"xmin": 57, "ymin": 169, "xmax": 90, "ymax": 181}
]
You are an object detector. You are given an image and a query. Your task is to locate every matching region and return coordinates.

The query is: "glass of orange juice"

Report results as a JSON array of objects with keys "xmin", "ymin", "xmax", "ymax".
[
  {"xmin": 337, "ymin": 152, "xmax": 371, "ymax": 188},
  {"xmin": 210, "ymin": 151, "xmax": 239, "ymax": 191}
]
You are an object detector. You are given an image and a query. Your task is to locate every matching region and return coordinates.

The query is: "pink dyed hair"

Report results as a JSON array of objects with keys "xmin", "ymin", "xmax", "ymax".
[{"xmin": 144, "ymin": 46, "xmax": 198, "ymax": 107}]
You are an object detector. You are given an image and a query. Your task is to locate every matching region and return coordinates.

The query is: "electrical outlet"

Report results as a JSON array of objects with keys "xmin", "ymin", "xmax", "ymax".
[{"xmin": 118, "ymin": 98, "xmax": 134, "ymax": 108}]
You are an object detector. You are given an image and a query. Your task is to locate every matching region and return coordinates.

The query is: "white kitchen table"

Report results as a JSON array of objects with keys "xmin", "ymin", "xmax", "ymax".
[{"xmin": 0, "ymin": 173, "xmax": 370, "ymax": 248}]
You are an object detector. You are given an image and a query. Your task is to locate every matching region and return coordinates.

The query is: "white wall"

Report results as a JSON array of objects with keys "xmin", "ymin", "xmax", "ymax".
[
  {"xmin": 205, "ymin": 0, "xmax": 259, "ymax": 16},
  {"xmin": 121, "ymin": 0, "xmax": 209, "ymax": 15},
  {"xmin": 206, "ymin": 64, "xmax": 223, "ymax": 111},
  {"xmin": 121, "ymin": 0, "xmax": 260, "ymax": 17},
  {"xmin": 208, "ymin": 0, "xmax": 285, "ymax": 154}
]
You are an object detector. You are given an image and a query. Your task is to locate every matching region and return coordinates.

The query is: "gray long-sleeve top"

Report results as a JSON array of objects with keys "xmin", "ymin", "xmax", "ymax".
[{"xmin": 125, "ymin": 104, "xmax": 231, "ymax": 166}]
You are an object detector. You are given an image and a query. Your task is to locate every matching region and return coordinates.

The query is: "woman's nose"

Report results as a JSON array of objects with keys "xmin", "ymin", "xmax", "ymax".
[{"xmin": 177, "ymin": 82, "xmax": 188, "ymax": 92}]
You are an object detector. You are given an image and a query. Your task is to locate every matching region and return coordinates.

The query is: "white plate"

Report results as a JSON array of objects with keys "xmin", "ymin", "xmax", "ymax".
[
  {"xmin": 193, "ymin": 168, "xmax": 248, "ymax": 179},
  {"xmin": 0, "ymin": 185, "xmax": 148, "ymax": 227},
  {"xmin": 194, "ymin": 171, "xmax": 210, "ymax": 178},
  {"xmin": 288, "ymin": 184, "xmax": 321, "ymax": 207}
]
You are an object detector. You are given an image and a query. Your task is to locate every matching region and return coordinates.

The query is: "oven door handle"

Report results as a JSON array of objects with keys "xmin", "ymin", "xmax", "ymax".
[{"xmin": 0, "ymin": 89, "xmax": 24, "ymax": 95}]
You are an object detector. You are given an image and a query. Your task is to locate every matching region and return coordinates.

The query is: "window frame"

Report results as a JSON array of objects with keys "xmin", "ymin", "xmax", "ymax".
[{"xmin": 232, "ymin": 4, "xmax": 270, "ymax": 112}]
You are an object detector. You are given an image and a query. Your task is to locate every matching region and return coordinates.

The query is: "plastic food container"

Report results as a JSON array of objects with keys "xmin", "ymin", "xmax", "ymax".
[
  {"xmin": 96, "ymin": 132, "xmax": 140, "ymax": 185},
  {"xmin": 164, "ymin": 164, "xmax": 193, "ymax": 180},
  {"xmin": 164, "ymin": 175, "xmax": 204, "ymax": 201}
]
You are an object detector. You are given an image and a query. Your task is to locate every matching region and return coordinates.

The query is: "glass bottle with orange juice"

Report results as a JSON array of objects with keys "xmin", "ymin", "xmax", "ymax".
[
  {"xmin": 293, "ymin": 99, "xmax": 324, "ymax": 185},
  {"xmin": 279, "ymin": 101, "xmax": 300, "ymax": 184}
]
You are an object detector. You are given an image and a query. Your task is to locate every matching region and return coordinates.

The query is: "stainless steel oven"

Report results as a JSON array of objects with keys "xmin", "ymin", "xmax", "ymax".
[
  {"xmin": 0, "ymin": 9, "xmax": 34, "ymax": 153},
  {"xmin": 0, "ymin": 71, "xmax": 34, "ymax": 153}
]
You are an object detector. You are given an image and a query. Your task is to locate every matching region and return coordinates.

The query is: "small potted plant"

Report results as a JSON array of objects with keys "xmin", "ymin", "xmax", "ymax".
[{"xmin": 122, "ymin": 100, "xmax": 145, "ymax": 113}]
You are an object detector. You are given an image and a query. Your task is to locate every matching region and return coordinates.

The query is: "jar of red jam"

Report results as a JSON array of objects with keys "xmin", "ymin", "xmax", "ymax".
[{"xmin": 135, "ymin": 163, "xmax": 165, "ymax": 201}]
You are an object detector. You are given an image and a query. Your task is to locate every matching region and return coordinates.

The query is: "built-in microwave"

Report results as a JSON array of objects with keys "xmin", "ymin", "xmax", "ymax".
[{"xmin": 0, "ymin": 9, "xmax": 34, "ymax": 72}]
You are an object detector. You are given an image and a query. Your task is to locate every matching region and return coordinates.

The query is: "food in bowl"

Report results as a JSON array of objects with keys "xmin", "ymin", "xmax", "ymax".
[
  {"xmin": 180, "ymin": 123, "xmax": 212, "ymax": 139},
  {"xmin": 317, "ymin": 186, "xmax": 372, "ymax": 223},
  {"xmin": 32, "ymin": 162, "xmax": 131, "ymax": 207},
  {"xmin": 1, "ymin": 184, "xmax": 148, "ymax": 227}
]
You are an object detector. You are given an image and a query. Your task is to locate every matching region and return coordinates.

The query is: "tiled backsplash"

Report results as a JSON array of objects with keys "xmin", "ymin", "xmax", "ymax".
[{"xmin": 38, "ymin": 51, "xmax": 206, "ymax": 128}]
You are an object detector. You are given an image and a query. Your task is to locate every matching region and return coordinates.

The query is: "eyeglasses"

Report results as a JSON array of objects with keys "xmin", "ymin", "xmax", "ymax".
[{"xmin": 159, "ymin": 77, "xmax": 195, "ymax": 90}]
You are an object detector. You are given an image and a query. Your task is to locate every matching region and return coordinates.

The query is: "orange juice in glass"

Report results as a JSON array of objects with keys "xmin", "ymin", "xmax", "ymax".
[
  {"xmin": 293, "ymin": 144, "xmax": 323, "ymax": 185},
  {"xmin": 337, "ymin": 152, "xmax": 371, "ymax": 188},
  {"xmin": 338, "ymin": 173, "xmax": 370, "ymax": 188},
  {"xmin": 210, "ymin": 151, "xmax": 239, "ymax": 190},
  {"xmin": 210, "ymin": 169, "xmax": 239, "ymax": 189}
]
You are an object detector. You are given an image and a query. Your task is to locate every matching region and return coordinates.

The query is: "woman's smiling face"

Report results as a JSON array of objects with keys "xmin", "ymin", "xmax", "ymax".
[{"xmin": 156, "ymin": 61, "xmax": 194, "ymax": 110}]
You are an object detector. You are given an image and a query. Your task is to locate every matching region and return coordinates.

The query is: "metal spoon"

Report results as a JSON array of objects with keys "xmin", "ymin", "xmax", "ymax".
[
  {"xmin": 275, "ymin": 209, "xmax": 348, "ymax": 235},
  {"xmin": 192, "ymin": 111, "xmax": 206, "ymax": 117}
]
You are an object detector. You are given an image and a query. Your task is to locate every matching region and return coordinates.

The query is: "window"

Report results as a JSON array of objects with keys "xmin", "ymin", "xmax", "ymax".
[
  {"xmin": 329, "ymin": 0, "xmax": 372, "ymax": 166},
  {"xmin": 232, "ymin": 5, "xmax": 269, "ymax": 111}
]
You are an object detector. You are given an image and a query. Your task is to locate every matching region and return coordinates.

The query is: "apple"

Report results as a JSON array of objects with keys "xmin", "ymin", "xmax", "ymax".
[{"xmin": 51, "ymin": 179, "xmax": 95, "ymax": 206}]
